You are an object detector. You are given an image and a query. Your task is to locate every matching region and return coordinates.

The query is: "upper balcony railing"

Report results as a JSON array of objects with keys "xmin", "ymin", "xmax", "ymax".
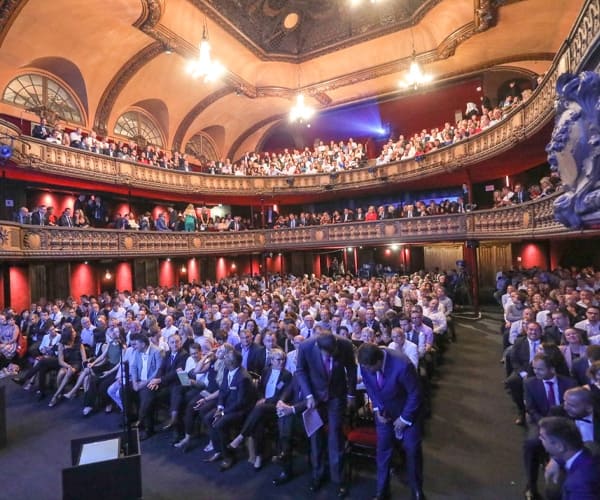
[
  {"xmin": 2, "ymin": 0, "xmax": 599, "ymax": 198},
  {"xmin": 0, "ymin": 194, "xmax": 593, "ymax": 260}
]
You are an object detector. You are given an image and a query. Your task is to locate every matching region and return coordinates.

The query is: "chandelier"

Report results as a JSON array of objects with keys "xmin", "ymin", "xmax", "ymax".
[
  {"xmin": 186, "ymin": 20, "xmax": 225, "ymax": 83},
  {"xmin": 399, "ymin": 30, "xmax": 433, "ymax": 90},
  {"xmin": 289, "ymin": 93, "xmax": 315, "ymax": 123},
  {"xmin": 399, "ymin": 51, "xmax": 432, "ymax": 89}
]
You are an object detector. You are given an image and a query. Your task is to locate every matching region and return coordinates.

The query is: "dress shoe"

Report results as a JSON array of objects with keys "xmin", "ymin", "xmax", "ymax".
[
  {"xmin": 337, "ymin": 484, "xmax": 349, "ymax": 498},
  {"xmin": 253, "ymin": 455, "xmax": 262, "ymax": 471},
  {"xmin": 203, "ymin": 441, "xmax": 214, "ymax": 453},
  {"xmin": 204, "ymin": 452, "xmax": 222, "ymax": 463},
  {"xmin": 228, "ymin": 434, "xmax": 244, "ymax": 449},
  {"xmin": 219, "ymin": 457, "xmax": 235, "ymax": 471},
  {"xmin": 309, "ymin": 478, "xmax": 324, "ymax": 493},
  {"xmin": 272, "ymin": 471, "xmax": 292, "ymax": 486},
  {"xmin": 524, "ymin": 489, "xmax": 541, "ymax": 500}
]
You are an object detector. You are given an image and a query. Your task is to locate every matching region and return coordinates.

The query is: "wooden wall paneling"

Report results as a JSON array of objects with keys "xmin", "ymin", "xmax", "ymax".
[
  {"xmin": 477, "ymin": 242, "xmax": 512, "ymax": 290},
  {"xmin": 144, "ymin": 259, "xmax": 159, "ymax": 287},
  {"xmin": 134, "ymin": 260, "xmax": 147, "ymax": 290},
  {"xmin": 423, "ymin": 244, "xmax": 463, "ymax": 274},
  {"xmin": 48, "ymin": 262, "xmax": 70, "ymax": 300},
  {"xmin": 29, "ymin": 264, "xmax": 47, "ymax": 303}
]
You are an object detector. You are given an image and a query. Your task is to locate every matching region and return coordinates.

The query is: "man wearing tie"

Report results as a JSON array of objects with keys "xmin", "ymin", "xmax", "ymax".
[
  {"xmin": 358, "ymin": 343, "xmax": 424, "ymax": 500},
  {"xmin": 505, "ymin": 322, "xmax": 545, "ymax": 426},
  {"xmin": 522, "ymin": 353, "xmax": 577, "ymax": 499},
  {"xmin": 58, "ymin": 207, "xmax": 74, "ymax": 227},
  {"xmin": 295, "ymin": 331, "xmax": 357, "ymax": 498}
]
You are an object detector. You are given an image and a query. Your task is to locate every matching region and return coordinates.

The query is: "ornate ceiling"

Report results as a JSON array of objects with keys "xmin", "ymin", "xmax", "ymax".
[
  {"xmin": 197, "ymin": 0, "xmax": 440, "ymax": 61},
  {"xmin": 0, "ymin": 0, "xmax": 587, "ymax": 160}
]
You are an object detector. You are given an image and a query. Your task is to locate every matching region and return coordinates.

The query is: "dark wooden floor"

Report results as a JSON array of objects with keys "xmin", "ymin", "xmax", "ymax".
[{"xmin": 0, "ymin": 313, "xmax": 525, "ymax": 500}]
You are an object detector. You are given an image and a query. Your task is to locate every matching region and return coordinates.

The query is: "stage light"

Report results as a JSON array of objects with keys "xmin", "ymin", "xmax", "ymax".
[{"xmin": 0, "ymin": 144, "xmax": 12, "ymax": 159}]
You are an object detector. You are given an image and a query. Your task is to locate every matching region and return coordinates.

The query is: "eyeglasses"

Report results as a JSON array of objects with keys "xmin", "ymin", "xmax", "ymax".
[{"xmin": 272, "ymin": 357, "xmax": 284, "ymax": 361}]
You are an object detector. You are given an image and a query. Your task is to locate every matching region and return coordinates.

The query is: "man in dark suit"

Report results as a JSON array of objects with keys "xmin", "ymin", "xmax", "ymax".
[
  {"xmin": 539, "ymin": 416, "xmax": 600, "ymax": 500},
  {"xmin": 523, "ymin": 353, "xmax": 577, "ymax": 499},
  {"xmin": 30, "ymin": 205, "xmax": 48, "ymax": 226},
  {"xmin": 295, "ymin": 331, "xmax": 357, "ymax": 497},
  {"xmin": 32, "ymin": 118, "xmax": 50, "ymax": 140},
  {"xmin": 203, "ymin": 349, "xmax": 256, "ymax": 470},
  {"xmin": 358, "ymin": 343, "xmax": 424, "ymax": 500},
  {"xmin": 572, "ymin": 345, "xmax": 600, "ymax": 386},
  {"xmin": 139, "ymin": 333, "xmax": 188, "ymax": 440},
  {"xmin": 58, "ymin": 207, "xmax": 74, "ymax": 227},
  {"xmin": 235, "ymin": 328, "xmax": 266, "ymax": 377},
  {"xmin": 505, "ymin": 321, "xmax": 544, "ymax": 425}
]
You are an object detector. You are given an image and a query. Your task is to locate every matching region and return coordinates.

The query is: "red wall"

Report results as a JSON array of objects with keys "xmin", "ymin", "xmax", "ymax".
[
  {"xmin": 9, "ymin": 266, "xmax": 30, "ymax": 312},
  {"xmin": 116, "ymin": 262, "xmax": 133, "ymax": 292},
  {"xmin": 71, "ymin": 262, "xmax": 99, "ymax": 299},
  {"xmin": 517, "ymin": 242, "xmax": 548, "ymax": 269},
  {"xmin": 159, "ymin": 260, "xmax": 176, "ymax": 288},
  {"xmin": 29, "ymin": 192, "xmax": 76, "ymax": 219}
]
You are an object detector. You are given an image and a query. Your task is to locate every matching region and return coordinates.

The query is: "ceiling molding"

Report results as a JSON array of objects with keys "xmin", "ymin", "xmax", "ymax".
[
  {"xmin": 133, "ymin": 0, "xmax": 164, "ymax": 33},
  {"xmin": 94, "ymin": 41, "xmax": 165, "ymax": 134},
  {"xmin": 0, "ymin": 0, "xmax": 29, "ymax": 47},
  {"xmin": 190, "ymin": 0, "xmax": 445, "ymax": 63},
  {"xmin": 227, "ymin": 114, "xmax": 285, "ymax": 160},
  {"xmin": 172, "ymin": 87, "xmax": 234, "ymax": 151}
]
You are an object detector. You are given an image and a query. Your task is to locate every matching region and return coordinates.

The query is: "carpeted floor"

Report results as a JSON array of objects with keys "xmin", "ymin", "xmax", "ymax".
[{"xmin": 0, "ymin": 313, "xmax": 527, "ymax": 500}]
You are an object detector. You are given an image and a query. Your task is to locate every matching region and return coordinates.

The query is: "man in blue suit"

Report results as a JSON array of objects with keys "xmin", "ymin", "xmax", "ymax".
[
  {"xmin": 296, "ymin": 331, "xmax": 357, "ymax": 497},
  {"xmin": 357, "ymin": 343, "xmax": 424, "ymax": 500},
  {"xmin": 539, "ymin": 416, "xmax": 600, "ymax": 500}
]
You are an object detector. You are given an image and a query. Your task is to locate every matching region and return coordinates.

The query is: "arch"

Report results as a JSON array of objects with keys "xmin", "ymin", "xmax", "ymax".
[
  {"xmin": 28, "ymin": 57, "xmax": 89, "ymax": 117},
  {"xmin": 132, "ymin": 98, "xmax": 169, "ymax": 141},
  {"xmin": 114, "ymin": 108, "xmax": 165, "ymax": 148},
  {"xmin": 93, "ymin": 41, "xmax": 165, "ymax": 135},
  {"xmin": 2, "ymin": 72, "xmax": 86, "ymax": 125},
  {"xmin": 201, "ymin": 125, "xmax": 225, "ymax": 155},
  {"xmin": 184, "ymin": 132, "xmax": 219, "ymax": 164},
  {"xmin": 227, "ymin": 114, "xmax": 285, "ymax": 160},
  {"xmin": 172, "ymin": 87, "xmax": 233, "ymax": 151}
]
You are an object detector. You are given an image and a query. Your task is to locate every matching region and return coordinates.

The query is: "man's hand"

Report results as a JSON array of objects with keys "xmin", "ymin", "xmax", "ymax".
[
  {"xmin": 255, "ymin": 398, "xmax": 266, "ymax": 407},
  {"xmin": 375, "ymin": 411, "xmax": 390, "ymax": 425},
  {"xmin": 276, "ymin": 401, "xmax": 294, "ymax": 417},
  {"xmin": 306, "ymin": 395, "xmax": 315, "ymax": 409},
  {"xmin": 544, "ymin": 458, "xmax": 561, "ymax": 484},
  {"xmin": 147, "ymin": 378, "xmax": 161, "ymax": 391},
  {"xmin": 393, "ymin": 417, "xmax": 408, "ymax": 436},
  {"xmin": 212, "ymin": 410, "xmax": 224, "ymax": 426}
]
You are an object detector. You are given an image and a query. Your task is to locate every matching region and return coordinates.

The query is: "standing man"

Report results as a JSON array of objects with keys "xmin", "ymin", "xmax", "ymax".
[
  {"xmin": 358, "ymin": 343, "xmax": 424, "ymax": 500},
  {"xmin": 295, "ymin": 331, "xmax": 357, "ymax": 497}
]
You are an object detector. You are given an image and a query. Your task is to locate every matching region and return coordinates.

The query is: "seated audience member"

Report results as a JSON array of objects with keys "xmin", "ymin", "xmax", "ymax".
[
  {"xmin": 0, "ymin": 313, "xmax": 19, "ymax": 371},
  {"xmin": 130, "ymin": 332, "xmax": 164, "ymax": 439},
  {"xmin": 522, "ymin": 353, "xmax": 577, "ymax": 499},
  {"xmin": 559, "ymin": 328, "xmax": 587, "ymax": 374},
  {"xmin": 175, "ymin": 343, "xmax": 234, "ymax": 453},
  {"xmin": 32, "ymin": 118, "xmax": 51, "ymax": 140},
  {"xmin": 203, "ymin": 349, "xmax": 256, "ymax": 471},
  {"xmin": 539, "ymin": 417, "xmax": 600, "ymax": 499},
  {"xmin": 48, "ymin": 324, "xmax": 87, "ymax": 407},
  {"xmin": 388, "ymin": 326, "xmax": 419, "ymax": 369},
  {"xmin": 229, "ymin": 348, "xmax": 292, "ymax": 469}
]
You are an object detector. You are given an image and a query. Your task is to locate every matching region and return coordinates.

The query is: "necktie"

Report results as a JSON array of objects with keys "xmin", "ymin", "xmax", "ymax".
[
  {"xmin": 529, "ymin": 341, "xmax": 538, "ymax": 363},
  {"xmin": 376, "ymin": 370, "xmax": 385, "ymax": 389},
  {"xmin": 322, "ymin": 353, "xmax": 331, "ymax": 377},
  {"xmin": 545, "ymin": 380, "xmax": 556, "ymax": 407}
]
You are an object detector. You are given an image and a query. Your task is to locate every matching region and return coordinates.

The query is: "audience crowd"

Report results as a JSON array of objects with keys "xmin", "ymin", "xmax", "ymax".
[
  {"xmin": 2, "ymin": 270, "xmax": 458, "ymax": 494},
  {"xmin": 496, "ymin": 265, "xmax": 600, "ymax": 499}
]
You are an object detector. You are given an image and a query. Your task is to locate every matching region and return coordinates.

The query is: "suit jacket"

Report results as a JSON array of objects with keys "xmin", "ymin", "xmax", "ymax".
[
  {"xmin": 30, "ymin": 211, "xmax": 48, "ymax": 226},
  {"xmin": 510, "ymin": 336, "xmax": 538, "ymax": 375},
  {"xmin": 259, "ymin": 367, "xmax": 292, "ymax": 404},
  {"xmin": 157, "ymin": 349, "xmax": 188, "ymax": 386},
  {"xmin": 236, "ymin": 343, "xmax": 266, "ymax": 377},
  {"xmin": 295, "ymin": 334, "xmax": 357, "ymax": 403},
  {"xmin": 360, "ymin": 348, "xmax": 422, "ymax": 423},
  {"xmin": 218, "ymin": 366, "xmax": 256, "ymax": 414},
  {"xmin": 524, "ymin": 375, "xmax": 577, "ymax": 424},
  {"xmin": 571, "ymin": 356, "xmax": 592, "ymax": 386},
  {"xmin": 562, "ymin": 448, "xmax": 600, "ymax": 500},
  {"xmin": 131, "ymin": 344, "xmax": 164, "ymax": 383},
  {"xmin": 58, "ymin": 214, "xmax": 74, "ymax": 227}
]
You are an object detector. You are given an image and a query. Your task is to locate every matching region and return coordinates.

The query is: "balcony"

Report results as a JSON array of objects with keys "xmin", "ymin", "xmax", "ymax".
[
  {"xmin": 2, "ymin": 0, "xmax": 599, "ymax": 199},
  {"xmin": 0, "ymin": 194, "xmax": 591, "ymax": 260}
]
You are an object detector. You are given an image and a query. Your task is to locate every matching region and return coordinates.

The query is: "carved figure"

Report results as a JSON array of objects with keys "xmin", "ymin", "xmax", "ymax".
[{"xmin": 546, "ymin": 71, "xmax": 600, "ymax": 229}]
